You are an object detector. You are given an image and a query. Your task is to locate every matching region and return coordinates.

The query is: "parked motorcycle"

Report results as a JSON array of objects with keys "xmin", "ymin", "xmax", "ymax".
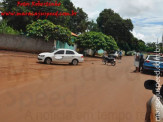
[{"xmin": 102, "ymin": 55, "xmax": 116, "ymax": 66}]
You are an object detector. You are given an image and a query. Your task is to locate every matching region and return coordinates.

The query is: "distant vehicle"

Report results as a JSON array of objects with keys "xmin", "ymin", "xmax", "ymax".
[
  {"xmin": 108, "ymin": 51, "xmax": 118, "ymax": 58},
  {"xmin": 126, "ymin": 51, "xmax": 136, "ymax": 56},
  {"xmin": 102, "ymin": 55, "xmax": 116, "ymax": 66},
  {"xmin": 143, "ymin": 55, "xmax": 163, "ymax": 73},
  {"xmin": 38, "ymin": 49, "xmax": 84, "ymax": 65}
]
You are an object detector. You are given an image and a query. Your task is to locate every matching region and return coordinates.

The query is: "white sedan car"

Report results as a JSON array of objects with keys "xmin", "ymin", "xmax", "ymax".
[{"xmin": 38, "ymin": 49, "xmax": 84, "ymax": 65}]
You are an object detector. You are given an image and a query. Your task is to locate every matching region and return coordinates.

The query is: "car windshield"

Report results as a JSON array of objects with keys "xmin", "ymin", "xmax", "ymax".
[{"xmin": 148, "ymin": 56, "xmax": 163, "ymax": 62}]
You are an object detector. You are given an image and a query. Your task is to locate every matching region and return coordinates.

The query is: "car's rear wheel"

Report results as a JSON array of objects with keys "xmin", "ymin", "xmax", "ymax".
[
  {"xmin": 72, "ymin": 59, "xmax": 78, "ymax": 65},
  {"xmin": 45, "ymin": 58, "xmax": 52, "ymax": 64}
]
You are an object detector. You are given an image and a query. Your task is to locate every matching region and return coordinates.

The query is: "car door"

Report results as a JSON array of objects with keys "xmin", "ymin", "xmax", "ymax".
[
  {"xmin": 53, "ymin": 50, "xmax": 65, "ymax": 63},
  {"xmin": 64, "ymin": 50, "xmax": 76, "ymax": 62}
]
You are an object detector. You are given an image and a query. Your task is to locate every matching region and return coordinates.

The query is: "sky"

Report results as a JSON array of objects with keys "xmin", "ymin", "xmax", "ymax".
[{"xmin": 71, "ymin": 0, "xmax": 163, "ymax": 43}]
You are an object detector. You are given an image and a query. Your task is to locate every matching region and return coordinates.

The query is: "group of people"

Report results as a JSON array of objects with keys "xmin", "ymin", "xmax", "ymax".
[{"xmin": 134, "ymin": 51, "xmax": 144, "ymax": 72}]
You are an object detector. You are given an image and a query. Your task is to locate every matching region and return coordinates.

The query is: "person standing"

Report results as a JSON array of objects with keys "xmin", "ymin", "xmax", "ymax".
[
  {"xmin": 119, "ymin": 50, "xmax": 123, "ymax": 60},
  {"xmin": 134, "ymin": 51, "xmax": 140, "ymax": 72},
  {"xmin": 139, "ymin": 52, "xmax": 144, "ymax": 72}
]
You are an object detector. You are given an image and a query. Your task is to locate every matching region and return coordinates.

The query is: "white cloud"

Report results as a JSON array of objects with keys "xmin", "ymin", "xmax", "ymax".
[{"xmin": 132, "ymin": 31, "xmax": 145, "ymax": 40}]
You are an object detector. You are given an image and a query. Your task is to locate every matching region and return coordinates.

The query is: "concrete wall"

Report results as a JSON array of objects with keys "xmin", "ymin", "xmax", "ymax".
[{"xmin": 0, "ymin": 34, "xmax": 54, "ymax": 53}]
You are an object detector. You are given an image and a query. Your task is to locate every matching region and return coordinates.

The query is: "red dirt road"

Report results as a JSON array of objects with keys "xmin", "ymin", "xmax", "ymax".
[{"xmin": 0, "ymin": 51, "xmax": 162, "ymax": 122}]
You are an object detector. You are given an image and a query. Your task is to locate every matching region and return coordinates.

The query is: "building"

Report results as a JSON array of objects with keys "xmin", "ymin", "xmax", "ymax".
[{"xmin": 54, "ymin": 32, "xmax": 78, "ymax": 51}]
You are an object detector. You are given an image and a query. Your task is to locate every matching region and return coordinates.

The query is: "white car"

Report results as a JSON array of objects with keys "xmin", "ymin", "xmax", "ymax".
[{"xmin": 38, "ymin": 49, "xmax": 84, "ymax": 65}]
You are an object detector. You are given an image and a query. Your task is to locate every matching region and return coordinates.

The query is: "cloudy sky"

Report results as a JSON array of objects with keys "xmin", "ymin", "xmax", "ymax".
[{"xmin": 71, "ymin": 0, "xmax": 163, "ymax": 43}]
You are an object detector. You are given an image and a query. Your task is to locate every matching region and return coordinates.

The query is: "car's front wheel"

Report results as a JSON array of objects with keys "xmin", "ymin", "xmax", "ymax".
[
  {"xmin": 45, "ymin": 58, "xmax": 52, "ymax": 64},
  {"xmin": 72, "ymin": 59, "xmax": 78, "ymax": 65}
]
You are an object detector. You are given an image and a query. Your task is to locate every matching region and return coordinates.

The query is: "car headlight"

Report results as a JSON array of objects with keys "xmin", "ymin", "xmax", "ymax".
[{"xmin": 39, "ymin": 55, "xmax": 45, "ymax": 57}]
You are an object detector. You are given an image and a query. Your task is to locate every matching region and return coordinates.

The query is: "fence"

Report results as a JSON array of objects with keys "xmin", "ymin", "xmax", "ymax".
[{"xmin": 0, "ymin": 34, "xmax": 54, "ymax": 53}]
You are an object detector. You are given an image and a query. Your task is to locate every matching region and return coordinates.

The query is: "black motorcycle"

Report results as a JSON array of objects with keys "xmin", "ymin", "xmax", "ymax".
[{"xmin": 102, "ymin": 56, "xmax": 116, "ymax": 66}]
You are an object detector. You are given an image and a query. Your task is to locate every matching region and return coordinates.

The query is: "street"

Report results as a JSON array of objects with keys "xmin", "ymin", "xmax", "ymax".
[{"xmin": 0, "ymin": 51, "xmax": 162, "ymax": 122}]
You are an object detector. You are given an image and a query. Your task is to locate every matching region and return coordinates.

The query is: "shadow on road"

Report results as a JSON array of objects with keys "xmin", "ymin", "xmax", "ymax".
[{"xmin": 36, "ymin": 62, "xmax": 83, "ymax": 67}]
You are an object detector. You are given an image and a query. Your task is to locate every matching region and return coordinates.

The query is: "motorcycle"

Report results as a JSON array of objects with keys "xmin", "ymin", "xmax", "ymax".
[{"xmin": 102, "ymin": 55, "xmax": 116, "ymax": 66}]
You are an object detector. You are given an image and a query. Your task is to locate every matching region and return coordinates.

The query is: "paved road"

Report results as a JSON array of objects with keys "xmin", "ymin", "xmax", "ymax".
[{"xmin": 0, "ymin": 51, "xmax": 162, "ymax": 122}]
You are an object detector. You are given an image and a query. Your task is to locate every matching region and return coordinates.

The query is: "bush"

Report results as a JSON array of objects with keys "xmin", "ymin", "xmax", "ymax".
[{"xmin": 0, "ymin": 20, "xmax": 19, "ymax": 35}]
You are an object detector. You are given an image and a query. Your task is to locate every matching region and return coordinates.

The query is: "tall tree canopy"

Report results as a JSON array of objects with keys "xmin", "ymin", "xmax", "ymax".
[
  {"xmin": 97, "ymin": 9, "xmax": 134, "ymax": 51},
  {"xmin": 61, "ymin": 0, "xmax": 88, "ymax": 34},
  {"xmin": 2, "ymin": 0, "xmax": 88, "ymax": 34},
  {"xmin": 87, "ymin": 20, "xmax": 99, "ymax": 32},
  {"xmin": 2, "ymin": 0, "xmax": 70, "ymax": 31}
]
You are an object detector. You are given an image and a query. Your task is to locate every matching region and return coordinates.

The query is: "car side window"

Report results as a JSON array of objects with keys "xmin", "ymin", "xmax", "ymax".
[
  {"xmin": 54, "ymin": 50, "xmax": 64, "ymax": 55},
  {"xmin": 66, "ymin": 51, "xmax": 75, "ymax": 55}
]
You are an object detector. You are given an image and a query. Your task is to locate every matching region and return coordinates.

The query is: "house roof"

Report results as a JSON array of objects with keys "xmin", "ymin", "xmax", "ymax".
[{"xmin": 71, "ymin": 32, "xmax": 78, "ymax": 37}]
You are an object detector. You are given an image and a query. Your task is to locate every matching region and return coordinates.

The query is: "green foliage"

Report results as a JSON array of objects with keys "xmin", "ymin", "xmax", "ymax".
[
  {"xmin": 0, "ymin": 20, "xmax": 19, "ymax": 35},
  {"xmin": 137, "ymin": 40, "xmax": 146, "ymax": 51},
  {"xmin": 97, "ymin": 9, "xmax": 134, "ymax": 51},
  {"xmin": 2, "ymin": 0, "xmax": 33, "ymax": 31},
  {"xmin": 2, "ymin": 0, "xmax": 89, "ymax": 34},
  {"xmin": 76, "ymin": 32, "xmax": 118, "ymax": 55},
  {"xmin": 103, "ymin": 35, "xmax": 119, "ymax": 52},
  {"xmin": 87, "ymin": 20, "xmax": 99, "ymax": 32},
  {"xmin": 26, "ymin": 19, "xmax": 73, "ymax": 45},
  {"xmin": 61, "ymin": 0, "xmax": 88, "ymax": 34},
  {"xmin": 0, "ymin": 2, "xmax": 3, "ymax": 12},
  {"xmin": 145, "ymin": 42, "xmax": 156, "ymax": 52}
]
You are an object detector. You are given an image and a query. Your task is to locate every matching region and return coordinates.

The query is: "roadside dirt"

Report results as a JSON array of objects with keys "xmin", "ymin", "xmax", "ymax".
[{"xmin": 0, "ymin": 51, "xmax": 162, "ymax": 122}]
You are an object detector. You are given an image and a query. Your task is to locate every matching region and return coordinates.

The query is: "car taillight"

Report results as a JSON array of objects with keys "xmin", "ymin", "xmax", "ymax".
[
  {"xmin": 146, "ymin": 60, "xmax": 150, "ymax": 63},
  {"xmin": 81, "ymin": 56, "xmax": 84, "ymax": 58}
]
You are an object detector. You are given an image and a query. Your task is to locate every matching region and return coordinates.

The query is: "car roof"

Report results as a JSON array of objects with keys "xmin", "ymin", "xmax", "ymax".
[
  {"xmin": 57, "ymin": 49, "xmax": 75, "ymax": 51},
  {"xmin": 148, "ymin": 55, "xmax": 163, "ymax": 57}
]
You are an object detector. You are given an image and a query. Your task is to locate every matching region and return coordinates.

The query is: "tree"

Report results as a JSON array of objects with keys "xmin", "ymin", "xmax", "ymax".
[
  {"xmin": 2, "ymin": 0, "xmax": 89, "ymax": 34},
  {"xmin": 2, "ymin": 0, "xmax": 33, "ymax": 31},
  {"xmin": 26, "ymin": 19, "xmax": 73, "ymax": 45},
  {"xmin": 0, "ymin": 2, "xmax": 3, "ymax": 12},
  {"xmin": 145, "ymin": 42, "xmax": 156, "ymax": 52},
  {"xmin": 0, "ymin": 19, "xmax": 19, "ymax": 34},
  {"xmin": 75, "ymin": 32, "xmax": 118, "ymax": 56},
  {"xmin": 72, "ymin": 7, "xmax": 88, "ymax": 34},
  {"xmin": 97, "ymin": 9, "xmax": 134, "ymax": 50},
  {"xmin": 2, "ymin": 0, "xmax": 71, "ymax": 31},
  {"xmin": 87, "ymin": 20, "xmax": 99, "ymax": 32},
  {"xmin": 137, "ymin": 40, "xmax": 146, "ymax": 51}
]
